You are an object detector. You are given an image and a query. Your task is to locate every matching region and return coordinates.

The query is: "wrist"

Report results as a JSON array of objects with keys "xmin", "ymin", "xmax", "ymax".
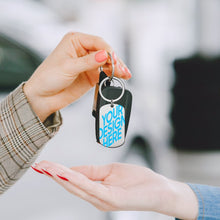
[
  {"xmin": 160, "ymin": 179, "xmax": 198, "ymax": 220},
  {"xmin": 23, "ymin": 82, "xmax": 52, "ymax": 122}
]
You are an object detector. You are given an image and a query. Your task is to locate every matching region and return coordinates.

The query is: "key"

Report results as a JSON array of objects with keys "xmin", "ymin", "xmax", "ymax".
[{"xmin": 93, "ymin": 70, "xmax": 132, "ymax": 148}]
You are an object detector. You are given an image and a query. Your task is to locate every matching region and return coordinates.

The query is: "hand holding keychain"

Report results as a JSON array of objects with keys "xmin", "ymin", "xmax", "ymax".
[{"xmin": 92, "ymin": 53, "xmax": 132, "ymax": 148}]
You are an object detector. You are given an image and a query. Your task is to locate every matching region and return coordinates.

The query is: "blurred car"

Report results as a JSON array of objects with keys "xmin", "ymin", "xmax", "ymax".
[{"xmin": 0, "ymin": 32, "xmax": 42, "ymax": 91}]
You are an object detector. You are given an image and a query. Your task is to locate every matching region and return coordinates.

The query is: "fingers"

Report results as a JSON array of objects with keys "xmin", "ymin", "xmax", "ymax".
[
  {"xmin": 61, "ymin": 32, "xmax": 112, "ymax": 56},
  {"xmin": 62, "ymin": 32, "xmax": 132, "ymax": 80},
  {"xmin": 31, "ymin": 161, "xmax": 117, "ymax": 211},
  {"xmin": 70, "ymin": 164, "xmax": 113, "ymax": 181},
  {"xmin": 118, "ymin": 57, "xmax": 132, "ymax": 79},
  {"xmin": 63, "ymin": 51, "xmax": 131, "ymax": 82},
  {"xmin": 33, "ymin": 161, "xmax": 109, "ymax": 199},
  {"xmin": 73, "ymin": 32, "xmax": 113, "ymax": 53},
  {"xmin": 74, "ymin": 32, "xmax": 132, "ymax": 78},
  {"xmin": 31, "ymin": 162, "xmax": 113, "ymax": 210},
  {"xmin": 64, "ymin": 50, "xmax": 108, "ymax": 74},
  {"xmin": 102, "ymin": 61, "xmax": 131, "ymax": 80}
]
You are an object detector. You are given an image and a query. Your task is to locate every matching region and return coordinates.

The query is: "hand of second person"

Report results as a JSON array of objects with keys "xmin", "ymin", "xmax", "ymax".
[
  {"xmin": 24, "ymin": 32, "xmax": 131, "ymax": 122},
  {"xmin": 33, "ymin": 161, "xmax": 198, "ymax": 220}
]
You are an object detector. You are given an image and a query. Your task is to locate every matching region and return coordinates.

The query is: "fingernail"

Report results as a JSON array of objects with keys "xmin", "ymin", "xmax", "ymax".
[
  {"xmin": 57, "ymin": 175, "xmax": 69, "ymax": 181},
  {"xmin": 124, "ymin": 67, "xmax": 131, "ymax": 74},
  {"xmin": 112, "ymin": 52, "xmax": 117, "ymax": 64},
  {"xmin": 119, "ymin": 64, "xmax": 125, "ymax": 73},
  {"xmin": 124, "ymin": 67, "xmax": 132, "ymax": 78},
  {"xmin": 31, "ymin": 166, "xmax": 44, "ymax": 174},
  {"xmin": 42, "ymin": 169, "xmax": 53, "ymax": 177},
  {"xmin": 95, "ymin": 50, "xmax": 108, "ymax": 63}
]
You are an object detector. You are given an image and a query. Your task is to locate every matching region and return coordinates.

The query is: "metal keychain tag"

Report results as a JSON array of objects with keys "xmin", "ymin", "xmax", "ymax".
[{"xmin": 92, "ymin": 53, "xmax": 132, "ymax": 148}]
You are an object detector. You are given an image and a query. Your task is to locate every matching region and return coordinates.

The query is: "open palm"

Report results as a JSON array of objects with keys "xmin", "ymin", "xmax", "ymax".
[{"xmin": 34, "ymin": 161, "xmax": 168, "ymax": 212}]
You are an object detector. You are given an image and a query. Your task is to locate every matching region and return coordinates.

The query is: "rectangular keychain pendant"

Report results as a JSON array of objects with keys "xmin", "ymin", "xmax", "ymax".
[
  {"xmin": 99, "ymin": 104, "xmax": 125, "ymax": 147},
  {"xmin": 92, "ymin": 52, "xmax": 132, "ymax": 148},
  {"xmin": 93, "ymin": 71, "xmax": 132, "ymax": 148}
]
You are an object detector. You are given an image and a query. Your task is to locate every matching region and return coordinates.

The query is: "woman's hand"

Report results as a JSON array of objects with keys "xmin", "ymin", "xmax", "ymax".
[
  {"xmin": 33, "ymin": 162, "xmax": 198, "ymax": 220},
  {"xmin": 24, "ymin": 32, "xmax": 131, "ymax": 122}
]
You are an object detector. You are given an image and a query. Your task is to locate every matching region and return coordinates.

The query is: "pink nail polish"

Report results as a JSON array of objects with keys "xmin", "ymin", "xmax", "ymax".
[
  {"xmin": 124, "ymin": 67, "xmax": 130, "ymax": 74},
  {"xmin": 119, "ymin": 64, "xmax": 125, "ymax": 73},
  {"xmin": 112, "ymin": 52, "xmax": 117, "ymax": 64},
  {"xmin": 95, "ymin": 50, "xmax": 108, "ymax": 63},
  {"xmin": 42, "ymin": 169, "xmax": 53, "ymax": 177},
  {"xmin": 57, "ymin": 175, "xmax": 69, "ymax": 181},
  {"xmin": 31, "ymin": 166, "xmax": 44, "ymax": 174},
  {"xmin": 124, "ymin": 67, "xmax": 132, "ymax": 78}
]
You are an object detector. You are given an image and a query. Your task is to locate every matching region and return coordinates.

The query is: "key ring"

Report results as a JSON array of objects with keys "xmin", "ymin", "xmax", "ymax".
[
  {"xmin": 99, "ymin": 77, "xmax": 125, "ymax": 103},
  {"xmin": 99, "ymin": 52, "xmax": 115, "ymax": 81},
  {"xmin": 99, "ymin": 52, "xmax": 124, "ymax": 103}
]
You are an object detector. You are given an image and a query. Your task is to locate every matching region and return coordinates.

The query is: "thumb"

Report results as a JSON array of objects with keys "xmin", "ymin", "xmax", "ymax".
[{"xmin": 65, "ymin": 50, "xmax": 108, "ymax": 74}]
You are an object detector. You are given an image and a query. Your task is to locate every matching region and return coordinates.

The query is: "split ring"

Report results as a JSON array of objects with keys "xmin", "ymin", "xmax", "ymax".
[{"xmin": 99, "ymin": 77, "xmax": 125, "ymax": 103}]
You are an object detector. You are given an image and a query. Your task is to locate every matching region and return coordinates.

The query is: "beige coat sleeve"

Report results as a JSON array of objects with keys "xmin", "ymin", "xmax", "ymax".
[{"xmin": 0, "ymin": 83, "xmax": 62, "ymax": 194}]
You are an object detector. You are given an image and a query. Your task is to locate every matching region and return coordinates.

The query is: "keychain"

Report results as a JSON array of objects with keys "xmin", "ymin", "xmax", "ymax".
[{"xmin": 92, "ymin": 53, "xmax": 132, "ymax": 148}]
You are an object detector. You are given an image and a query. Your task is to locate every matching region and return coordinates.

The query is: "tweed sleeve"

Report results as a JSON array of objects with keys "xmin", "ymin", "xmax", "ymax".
[{"xmin": 0, "ymin": 83, "xmax": 62, "ymax": 194}]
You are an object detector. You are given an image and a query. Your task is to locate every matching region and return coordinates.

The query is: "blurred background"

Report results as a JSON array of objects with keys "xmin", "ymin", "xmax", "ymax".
[{"xmin": 0, "ymin": 0, "xmax": 220, "ymax": 219}]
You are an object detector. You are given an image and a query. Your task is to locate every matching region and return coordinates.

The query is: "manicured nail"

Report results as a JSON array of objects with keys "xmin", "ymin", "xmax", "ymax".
[
  {"xmin": 31, "ymin": 166, "xmax": 44, "ymax": 174},
  {"xmin": 124, "ymin": 67, "xmax": 132, "ymax": 78},
  {"xmin": 95, "ymin": 50, "xmax": 108, "ymax": 63},
  {"xmin": 42, "ymin": 169, "xmax": 53, "ymax": 177},
  {"xmin": 57, "ymin": 175, "xmax": 69, "ymax": 181},
  {"xmin": 119, "ymin": 64, "xmax": 125, "ymax": 73},
  {"xmin": 124, "ymin": 67, "xmax": 131, "ymax": 74},
  {"xmin": 112, "ymin": 52, "xmax": 117, "ymax": 64}
]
